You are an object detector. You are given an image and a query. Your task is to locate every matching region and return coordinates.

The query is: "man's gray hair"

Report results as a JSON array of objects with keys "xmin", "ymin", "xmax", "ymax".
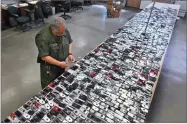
[{"xmin": 50, "ymin": 17, "xmax": 67, "ymax": 29}]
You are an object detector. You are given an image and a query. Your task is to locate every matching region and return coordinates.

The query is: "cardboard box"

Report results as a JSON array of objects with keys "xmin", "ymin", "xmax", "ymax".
[
  {"xmin": 115, "ymin": 10, "xmax": 120, "ymax": 17},
  {"xmin": 111, "ymin": 10, "xmax": 115, "ymax": 17},
  {"xmin": 116, "ymin": 10, "xmax": 120, "ymax": 17},
  {"xmin": 107, "ymin": 9, "xmax": 112, "ymax": 18},
  {"xmin": 115, "ymin": 4, "xmax": 121, "ymax": 10},
  {"xmin": 113, "ymin": 2, "xmax": 121, "ymax": 11},
  {"xmin": 106, "ymin": 4, "xmax": 113, "ymax": 10},
  {"xmin": 126, "ymin": 0, "xmax": 141, "ymax": 9},
  {"xmin": 113, "ymin": 10, "xmax": 120, "ymax": 18},
  {"xmin": 107, "ymin": 0, "xmax": 113, "ymax": 5},
  {"xmin": 108, "ymin": 9, "xmax": 120, "ymax": 18}
]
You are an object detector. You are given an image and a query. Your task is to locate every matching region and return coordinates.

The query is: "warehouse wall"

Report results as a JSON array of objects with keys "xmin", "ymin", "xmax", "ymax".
[{"xmin": 1, "ymin": 0, "xmax": 19, "ymax": 4}]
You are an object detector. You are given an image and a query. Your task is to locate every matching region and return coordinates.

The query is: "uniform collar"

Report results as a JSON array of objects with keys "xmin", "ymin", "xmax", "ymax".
[
  {"xmin": 62, "ymin": 30, "xmax": 67, "ymax": 37},
  {"xmin": 55, "ymin": 31, "xmax": 67, "ymax": 37},
  {"xmin": 50, "ymin": 26, "xmax": 67, "ymax": 37}
]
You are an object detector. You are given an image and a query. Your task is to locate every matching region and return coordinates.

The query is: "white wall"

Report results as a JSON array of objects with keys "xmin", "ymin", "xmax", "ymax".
[
  {"xmin": 1, "ymin": 0, "xmax": 19, "ymax": 4},
  {"xmin": 175, "ymin": 0, "xmax": 186, "ymax": 17},
  {"xmin": 140, "ymin": 0, "xmax": 152, "ymax": 9}
]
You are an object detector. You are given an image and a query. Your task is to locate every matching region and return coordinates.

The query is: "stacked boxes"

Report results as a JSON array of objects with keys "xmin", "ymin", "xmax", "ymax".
[
  {"xmin": 112, "ymin": 9, "xmax": 120, "ymax": 18},
  {"xmin": 106, "ymin": 0, "xmax": 121, "ymax": 18},
  {"xmin": 107, "ymin": 0, "xmax": 113, "ymax": 5},
  {"xmin": 106, "ymin": 0, "xmax": 113, "ymax": 18},
  {"xmin": 115, "ymin": 2, "xmax": 121, "ymax": 10},
  {"xmin": 114, "ymin": 1, "xmax": 121, "ymax": 17}
]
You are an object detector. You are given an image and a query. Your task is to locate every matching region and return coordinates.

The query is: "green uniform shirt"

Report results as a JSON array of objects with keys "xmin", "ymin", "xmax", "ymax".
[{"xmin": 35, "ymin": 26, "xmax": 73, "ymax": 89}]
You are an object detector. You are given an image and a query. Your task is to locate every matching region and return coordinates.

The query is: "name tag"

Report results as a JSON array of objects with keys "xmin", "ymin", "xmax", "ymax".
[{"xmin": 51, "ymin": 43, "xmax": 58, "ymax": 47}]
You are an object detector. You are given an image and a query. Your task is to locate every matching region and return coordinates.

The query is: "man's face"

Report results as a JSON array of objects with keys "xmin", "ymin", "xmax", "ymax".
[{"xmin": 51, "ymin": 25, "xmax": 65, "ymax": 36}]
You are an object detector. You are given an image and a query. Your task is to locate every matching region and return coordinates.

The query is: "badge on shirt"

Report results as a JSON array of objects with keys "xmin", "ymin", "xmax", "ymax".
[{"xmin": 51, "ymin": 43, "xmax": 58, "ymax": 47}]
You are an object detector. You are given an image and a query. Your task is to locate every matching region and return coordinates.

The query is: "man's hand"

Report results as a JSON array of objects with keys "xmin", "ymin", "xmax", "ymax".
[
  {"xmin": 42, "ymin": 56, "xmax": 68, "ymax": 68},
  {"xmin": 58, "ymin": 61, "xmax": 68, "ymax": 68},
  {"xmin": 68, "ymin": 55, "xmax": 75, "ymax": 62}
]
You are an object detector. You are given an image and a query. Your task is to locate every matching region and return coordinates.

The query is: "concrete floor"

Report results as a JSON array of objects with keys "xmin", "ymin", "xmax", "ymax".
[{"xmin": 1, "ymin": 4, "xmax": 186, "ymax": 122}]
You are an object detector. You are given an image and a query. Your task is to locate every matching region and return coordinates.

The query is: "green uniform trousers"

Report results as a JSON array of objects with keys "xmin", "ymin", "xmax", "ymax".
[{"xmin": 40, "ymin": 63, "xmax": 65, "ymax": 89}]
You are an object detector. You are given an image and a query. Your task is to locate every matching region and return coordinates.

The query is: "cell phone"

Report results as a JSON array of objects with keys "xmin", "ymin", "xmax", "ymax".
[
  {"xmin": 52, "ymin": 118, "xmax": 61, "ymax": 123},
  {"xmin": 28, "ymin": 110, "xmax": 35, "ymax": 115},
  {"xmin": 43, "ymin": 87, "xmax": 53, "ymax": 93},
  {"xmin": 3, "ymin": 118, "xmax": 11, "ymax": 123},
  {"xmin": 58, "ymin": 76, "xmax": 66, "ymax": 81},
  {"xmin": 63, "ymin": 108, "xmax": 71, "ymax": 115},
  {"xmin": 46, "ymin": 93, "xmax": 55, "ymax": 100},
  {"xmin": 19, "ymin": 117, "xmax": 26, "ymax": 122},
  {"xmin": 63, "ymin": 71, "xmax": 71, "ymax": 78},
  {"xmin": 55, "ymin": 87, "xmax": 63, "ymax": 92},
  {"xmin": 15, "ymin": 110, "xmax": 22, "ymax": 118},
  {"xmin": 23, "ymin": 104, "xmax": 30, "ymax": 110},
  {"xmin": 75, "ymin": 99, "xmax": 84, "ymax": 105},
  {"xmin": 79, "ymin": 94, "xmax": 88, "ymax": 101},
  {"xmin": 72, "ymin": 103, "xmax": 81, "ymax": 109},
  {"xmin": 66, "ymin": 75, "xmax": 75, "ymax": 83},
  {"xmin": 71, "ymin": 65, "xmax": 79, "ymax": 70}
]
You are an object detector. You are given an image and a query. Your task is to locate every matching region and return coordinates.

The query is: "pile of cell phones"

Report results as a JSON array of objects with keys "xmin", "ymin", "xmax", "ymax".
[{"xmin": 3, "ymin": 6, "xmax": 178, "ymax": 123}]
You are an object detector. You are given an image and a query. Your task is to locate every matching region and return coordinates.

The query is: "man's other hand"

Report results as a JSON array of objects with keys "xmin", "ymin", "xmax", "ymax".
[
  {"xmin": 68, "ymin": 55, "xmax": 75, "ymax": 62},
  {"xmin": 59, "ymin": 61, "xmax": 68, "ymax": 68}
]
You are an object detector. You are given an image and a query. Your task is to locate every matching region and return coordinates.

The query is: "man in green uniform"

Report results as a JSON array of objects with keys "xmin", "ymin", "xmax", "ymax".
[{"xmin": 35, "ymin": 17, "xmax": 74, "ymax": 89}]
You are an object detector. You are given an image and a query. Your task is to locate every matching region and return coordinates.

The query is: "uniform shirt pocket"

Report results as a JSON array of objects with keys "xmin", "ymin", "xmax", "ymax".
[
  {"xmin": 63, "ymin": 37, "xmax": 70, "ymax": 45},
  {"xmin": 50, "ymin": 43, "xmax": 60, "ymax": 59}
]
